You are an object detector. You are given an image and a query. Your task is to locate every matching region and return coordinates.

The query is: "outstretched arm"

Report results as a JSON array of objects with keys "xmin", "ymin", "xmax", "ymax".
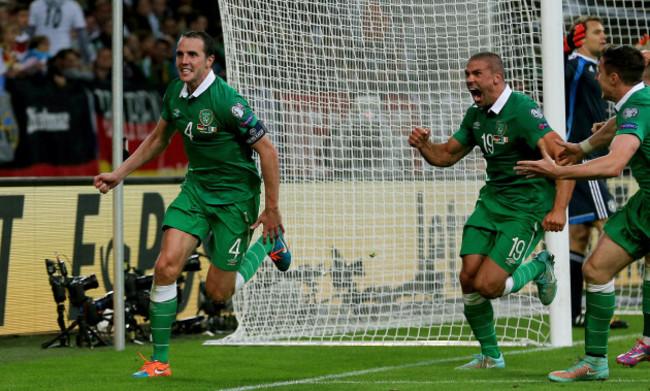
[
  {"xmin": 516, "ymin": 133, "xmax": 640, "ymax": 180},
  {"xmin": 250, "ymin": 134, "xmax": 283, "ymax": 244},
  {"xmin": 537, "ymin": 132, "xmax": 574, "ymax": 232},
  {"xmin": 556, "ymin": 116, "xmax": 617, "ymax": 165},
  {"xmin": 408, "ymin": 126, "xmax": 473, "ymax": 167},
  {"xmin": 94, "ymin": 118, "xmax": 175, "ymax": 193}
]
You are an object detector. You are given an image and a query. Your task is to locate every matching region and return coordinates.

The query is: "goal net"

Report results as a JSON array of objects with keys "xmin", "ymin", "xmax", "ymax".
[{"xmin": 206, "ymin": 0, "xmax": 647, "ymax": 346}]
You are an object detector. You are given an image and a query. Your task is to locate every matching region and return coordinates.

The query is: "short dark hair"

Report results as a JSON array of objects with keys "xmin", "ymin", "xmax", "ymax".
[
  {"xmin": 572, "ymin": 15, "xmax": 603, "ymax": 33},
  {"xmin": 180, "ymin": 30, "xmax": 216, "ymax": 58},
  {"xmin": 600, "ymin": 45, "xmax": 645, "ymax": 85},
  {"xmin": 468, "ymin": 52, "xmax": 504, "ymax": 75}
]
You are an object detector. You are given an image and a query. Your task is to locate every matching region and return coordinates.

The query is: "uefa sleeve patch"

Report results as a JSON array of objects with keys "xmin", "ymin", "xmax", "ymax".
[
  {"xmin": 245, "ymin": 120, "xmax": 267, "ymax": 145},
  {"xmin": 618, "ymin": 122, "xmax": 638, "ymax": 130}
]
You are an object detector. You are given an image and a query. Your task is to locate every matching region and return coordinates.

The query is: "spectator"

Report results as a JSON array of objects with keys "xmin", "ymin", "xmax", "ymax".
[
  {"xmin": 91, "ymin": 17, "xmax": 112, "ymax": 51},
  {"xmin": 27, "ymin": 0, "xmax": 93, "ymax": 66},
  {"xmin": 184, "ymin": 11, "xmax": 208, "ymax": 33},
  {"xmin": 92, "ymin": 46, "xmax": 111, "ymax": 83},
  {"xmin": 151, "ymin": 0, "xmax": 172, "ymax": 26},
  {"xmin": 51, "ymin": 48, "xmax": 93, "ymax": 81},
  {"xmin": 19, "ymin": 35, "xmax": 51, "ymax": 77},
  {"xmin": 0, "ymin": 23, "xmax": 22, "ymax": 79},
  {"xmin": 140, "ymin": 36, "xmax": 176, "ymax": 94},
  {"xmin": 128, "ymin": 0, "xmax": 162, "ymax": 38},
  {"xmin": 161, "ymin": 16, "xmax": 180, "ymax": 42},
  {"xmin": 9, "ymin": 3, "xmax": 30, "ymax": 60}
]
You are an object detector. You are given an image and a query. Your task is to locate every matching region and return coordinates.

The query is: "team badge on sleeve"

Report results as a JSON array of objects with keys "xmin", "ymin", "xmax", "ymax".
[
  {"xmin": 622, "ymin": 107, "xmax": 639, "ymax": 119},
  {"xmin": 529, "ymin": 108, "xmax": 544, "ymax": 119},
  {"xmin": 231, "ymin": 102, "xmax": 245, "ymax": 119}
]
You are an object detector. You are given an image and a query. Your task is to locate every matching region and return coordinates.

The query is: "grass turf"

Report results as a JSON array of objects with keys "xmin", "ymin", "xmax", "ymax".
[{"xmin": 1, "ymin": 315, "xmax": 648, "ymax": 391}]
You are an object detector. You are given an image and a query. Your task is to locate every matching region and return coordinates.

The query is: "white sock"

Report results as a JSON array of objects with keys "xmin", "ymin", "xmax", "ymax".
[
  {"xmin": 235, "ymin": 272, "xmax": 245, "ymax": 292},
  {"xmin": 502, "ymin": 277, "xmax": 514, "ymax": 296},
  {"xmin": 150, "ymin": 282, "xmax": 177, "ymax": 302}
]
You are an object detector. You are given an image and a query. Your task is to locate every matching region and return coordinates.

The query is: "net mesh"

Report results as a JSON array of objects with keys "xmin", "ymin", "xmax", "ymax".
[{"xmin": 206, "ymin": 0, "xmax": 648, "ymax": 346}]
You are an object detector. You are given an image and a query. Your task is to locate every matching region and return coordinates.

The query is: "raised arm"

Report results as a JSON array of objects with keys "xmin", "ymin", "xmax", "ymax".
[
  {"xmin": 94, "ymin": 118, "xmax": 175, "ymax": 193},
  {"xmin": 250, "ymin": 134, "xmax": 283, "ymax": 243},
  {"xmin": 408, "ymin": 126, "xmax": 474, "ymax": 167}
]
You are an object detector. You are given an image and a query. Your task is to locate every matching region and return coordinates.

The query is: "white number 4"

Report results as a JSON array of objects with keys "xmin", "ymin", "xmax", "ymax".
[
  {"xmin": 229, "ymin": 238, "xmax": 242, "ymax": 258},
  {"xmin": 184, "ymin": 122, "xmax": 194, "ymax": 141}
]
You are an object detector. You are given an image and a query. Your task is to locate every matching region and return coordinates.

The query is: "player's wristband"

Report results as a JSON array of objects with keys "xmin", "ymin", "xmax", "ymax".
[{"xmin": 579, "ymin": 139, "xmax": 594, "ymax": 154}]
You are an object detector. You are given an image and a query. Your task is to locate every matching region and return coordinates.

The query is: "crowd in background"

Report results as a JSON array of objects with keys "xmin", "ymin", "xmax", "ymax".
[{"xmin": 0, "ymin": 0, "xmax": 227, "ymax": 95}]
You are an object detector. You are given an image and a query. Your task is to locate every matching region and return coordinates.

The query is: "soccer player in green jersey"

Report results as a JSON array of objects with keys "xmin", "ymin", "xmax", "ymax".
[
  {"xmin": 516, "ymin": 45, "xmax": 649, "ymax": 382},
  {"xmin": 93, "ymin": 31, "xmax": 291, "ymax": 377},
  {"xmin": 409, "ymin": 52, "xmax": 574, "ymax": 369}
]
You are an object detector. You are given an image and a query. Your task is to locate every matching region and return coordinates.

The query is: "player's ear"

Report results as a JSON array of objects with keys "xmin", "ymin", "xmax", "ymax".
[{"xmin": 206, "ymin": 54, "xmax": 215, "ymax": 69}]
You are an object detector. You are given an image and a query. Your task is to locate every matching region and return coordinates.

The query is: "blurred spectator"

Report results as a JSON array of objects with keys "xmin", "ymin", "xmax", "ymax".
[
  {"xmin": 51, "ymin": 48, "xmax": 93, "ymax": 81},
  {"xmin": 92, "ymin": 0, "xmax": 112, "ymax": 28},
  {"xmin": 192, "ymin": 1, "xmax": 222, "ymax": 38},
  {"xmin": 92, "ymin": 45, "xmax": 111, "ymax": 83},
  {"xmin": 91, "ymin": 16, "xmax": 112, "ymax": 51},
  {"xmin": 85, "ymin": 10, "xmax": 100, "ymax": 42},
  {"xmin": 152, "ymin": 0, "xmax": 172, "ymax": 25},
  {"xmin": 27, "ymin": 0, "xmax": 93, "ymax": 66},
  {"xmin": 18, "ymin": 35, "xmax": 51, "ymax": 77},
  {"xmin": 0, "ymin": 23, "xmax": 22, "ymax": 80},
  {"xmin": 140, "ymin": 36, "xmax": 175, "ymax": 94},
  {"xmin": 161, "ymin": 16, "xmax": 180, "ymax": 41},
  {"xmin": 9, "ymin": 3, "xmax": 30, "ymax": 60},
  {"xmin": 128, "ymin": 0, "xmax": 162, "ymax": 38},
  {"xmin": 184, "ymin": 11, "xmax": 207, "ymax": 33}
]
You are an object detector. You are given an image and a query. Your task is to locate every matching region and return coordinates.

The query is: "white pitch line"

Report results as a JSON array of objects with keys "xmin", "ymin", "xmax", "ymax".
[{"xmin": 214, "ymin": 334, "xmax": 634, "ymax": 391}]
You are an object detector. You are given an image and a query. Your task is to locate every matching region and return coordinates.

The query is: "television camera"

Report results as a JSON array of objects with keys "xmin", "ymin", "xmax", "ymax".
[{"xmin": 42, "ymin": 257, "xmax": 113, "ymax": 348}]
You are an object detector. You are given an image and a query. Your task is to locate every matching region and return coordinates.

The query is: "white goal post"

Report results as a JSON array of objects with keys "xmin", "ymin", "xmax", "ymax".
[{"xmin": 205, "ymin": 0, "xmax": 648, "ymax": 347}]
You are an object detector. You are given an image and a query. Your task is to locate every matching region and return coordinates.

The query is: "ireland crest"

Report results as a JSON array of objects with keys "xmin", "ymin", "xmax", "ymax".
[{"xmin": 199, "ymin": 109, "xmax": 214, "ymax": 126}]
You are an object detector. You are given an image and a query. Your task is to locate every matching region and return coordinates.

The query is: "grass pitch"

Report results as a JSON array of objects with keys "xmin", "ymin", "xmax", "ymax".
[{"xmin": 2, "ymin": 316, "xmax": 649, "ymax": 391}]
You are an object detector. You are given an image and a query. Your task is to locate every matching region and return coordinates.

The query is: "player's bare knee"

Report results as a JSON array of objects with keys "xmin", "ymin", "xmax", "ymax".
[
  {"xmin": 473, "ymin": 280, "xmax": 500, "ymax": 299},
  {"xmin": 154, "ymin": 255, "xmax": 183, "ymax": 285},
  {"xmin": 206, "ymin": 285, "xmax": 233, "ymax": 302},
  {"xmin": 582, "ymin": 261, "xmax": 613, "ymax": 285},
  {"xmin": 458, "ymin": 271, "xmax": 475, "ymax": 292}
]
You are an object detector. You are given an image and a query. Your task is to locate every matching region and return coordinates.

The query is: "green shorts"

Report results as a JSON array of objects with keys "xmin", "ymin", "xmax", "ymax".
[
  {"xmin": 603, "ymin": 191, "xmax": 650, "ymax": 260},
  {"xmin": 460, "ymin": 195, "xmax": 545, "ymax": 274},
  {"xmin": 162, "ymin": 182, "xmax": 260, "ymax": 272}
]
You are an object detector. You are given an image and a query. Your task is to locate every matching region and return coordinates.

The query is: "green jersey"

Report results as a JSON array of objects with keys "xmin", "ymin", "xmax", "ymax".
[
  {"xmin": 453, "ymin": 86, "xmax": 555, "ymax": 213},
  {"xmin": 614, "ymin": 83, "xmax": 650, "ymax": 200},
  {"xmin": 161, "ymin": 71, "xmax": 265, "ymax": 205}
]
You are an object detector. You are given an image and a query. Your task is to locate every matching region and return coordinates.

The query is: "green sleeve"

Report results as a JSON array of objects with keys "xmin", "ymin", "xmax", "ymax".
[
  {"xmin": 452, "ymin": 107, "xmax": 477, "ymax": 147},
  {"xmin": 517, "ymin": 100, "xmax": 553, "ymax": 149}
]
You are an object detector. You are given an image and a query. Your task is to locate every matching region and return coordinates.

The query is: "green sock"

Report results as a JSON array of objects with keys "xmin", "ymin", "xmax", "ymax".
[
  {"xmin": 149, "ymin": 298, "xmax": 177, "ymax": 364},
  {"xmin": 643, "ymin": 280, "xmax": 650, "ymax": 337},
  {"xmin": 464, "ymin": 297, "xmax": 500, "ymax": 358},
  {"xmin": 510, "ymin": 256, "xmax": 546, "ymax": 293},
  {"xmin": 585, "ymin": 290, "xmax": 615, "ymax": 356},
  {"xmin": 238, "ymin": 236, "xmax": 275, "ymax": 282}
]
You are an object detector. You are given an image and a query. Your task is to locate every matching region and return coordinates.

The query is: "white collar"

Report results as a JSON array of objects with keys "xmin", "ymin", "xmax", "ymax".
[
  {"xmin": 488, "ymin": 85, "xmax": 512, "ymax": 114},
  {"xmin": 180, "ymin": 70, "xmax": 216, "ymax": 99},
  {"xmin": 615, "ymin": 82, "xmax": 645, "ymax": 111},
  {"xmin": 568, "ymin": 52, "xmax": 599, "ymax": 65}
]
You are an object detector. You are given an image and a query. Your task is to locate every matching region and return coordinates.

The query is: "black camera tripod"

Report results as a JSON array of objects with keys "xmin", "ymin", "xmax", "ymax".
[{"xmin": 41, "ymin": 303, "xmax": 110, "ymax": 349}]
